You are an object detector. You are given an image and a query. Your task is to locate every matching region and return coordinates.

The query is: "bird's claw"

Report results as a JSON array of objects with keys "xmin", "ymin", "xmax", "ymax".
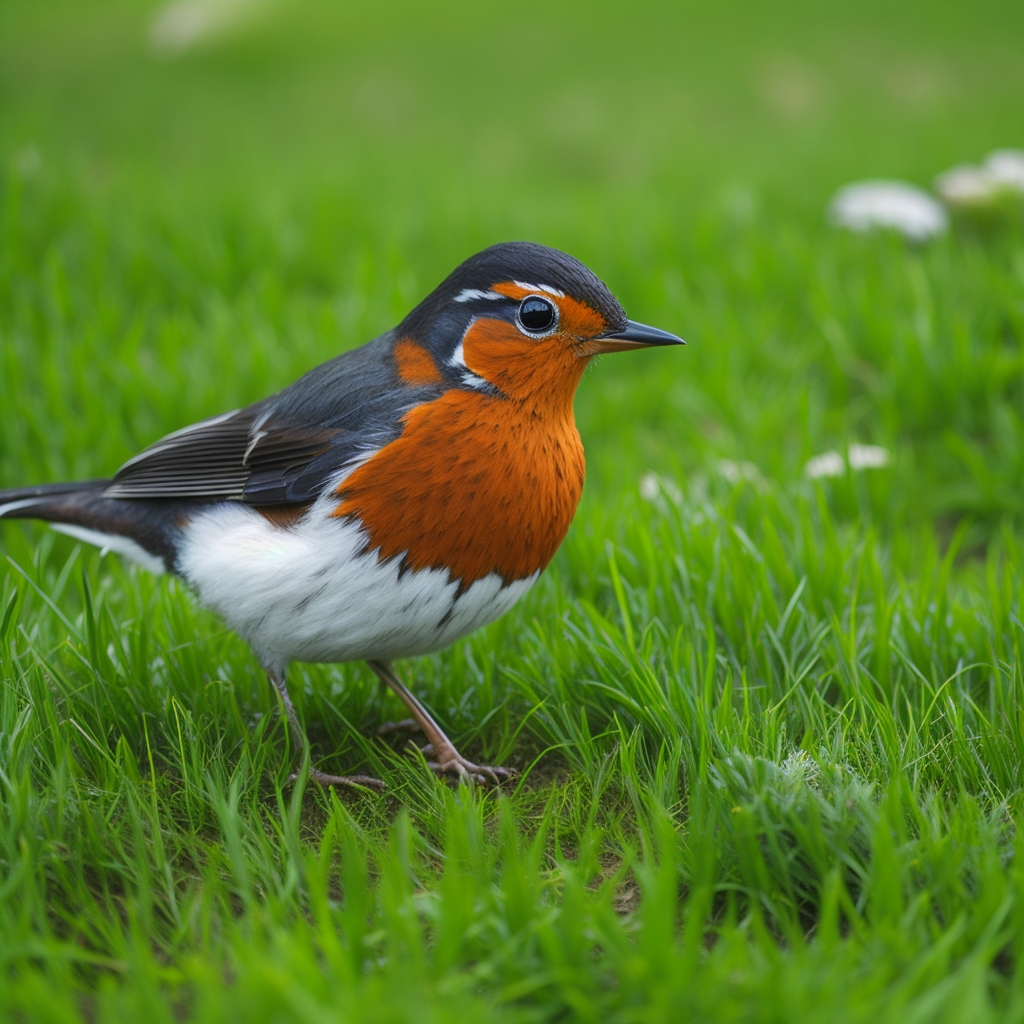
[
  {"xmin": 424, "ymin": 750, "xmax": 517, "ymax": 786},
  {"xmin": 293, "ymin": 767, "xmax": 386, "ymax": 793}
]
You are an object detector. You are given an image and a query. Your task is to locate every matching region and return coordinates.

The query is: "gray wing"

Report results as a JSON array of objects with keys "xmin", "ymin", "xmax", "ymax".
[{"xmin": 104, "ymin": 333, "xmax": 442, "ymax": 506}]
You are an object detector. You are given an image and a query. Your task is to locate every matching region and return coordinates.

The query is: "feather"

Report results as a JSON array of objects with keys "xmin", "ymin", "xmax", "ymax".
[{"xmin": 102, "ymin": 332, "xmax": 443, "ymax": 506}]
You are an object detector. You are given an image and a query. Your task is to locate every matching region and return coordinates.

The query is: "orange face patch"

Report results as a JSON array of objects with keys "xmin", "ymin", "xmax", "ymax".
[
  {"xmin": 490, "ymin": 281, "xmax": 607, "ymax": 340},
  {"xmin": 394, "ymin": 338, "xmax": 443, "ymax": 386},
  {"xmin": 459, "ymin": 317, "xmax": 589, "ymax": 405},
  {"xmin": 333, "ymin": 388, "xmax": 586, "ymax": 587}
]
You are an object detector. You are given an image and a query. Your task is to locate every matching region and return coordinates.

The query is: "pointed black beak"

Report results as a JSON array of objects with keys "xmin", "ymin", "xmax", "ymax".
[
  {"xmin": 583, "ymin": 319, "xmax": 685, "ymax": 354},
  {"xmin": 606, "ymin": 320, "xmax": 685, "ymax": 345}
]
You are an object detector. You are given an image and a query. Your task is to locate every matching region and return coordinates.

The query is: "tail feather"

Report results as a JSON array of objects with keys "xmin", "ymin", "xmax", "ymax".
[
  {"xmin": 0, "ymin": 480, "xmax": 186, "ymax": 575},
  {"xmin": 0, "ymin": 480, "xmax": 109, "ymax": 519}
]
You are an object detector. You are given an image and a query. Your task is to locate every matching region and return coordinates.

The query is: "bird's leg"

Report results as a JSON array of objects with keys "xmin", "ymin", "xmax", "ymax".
[
  {"xmin": 267, "ymin": 667, "xmax": 385, "ymax": 792},
  {"xmin": 366, "ymin": 660, "xmax": 515, "ymax": 785},
  {"xmin": 373, "ymin": 673, "xmax": 421, "ymax": 737}
]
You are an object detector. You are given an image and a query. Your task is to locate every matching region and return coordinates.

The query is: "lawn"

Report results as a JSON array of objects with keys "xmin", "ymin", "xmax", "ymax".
[{"xmin": 2, "ymin": 0, "xmax": 1024, "ymax": 1020}]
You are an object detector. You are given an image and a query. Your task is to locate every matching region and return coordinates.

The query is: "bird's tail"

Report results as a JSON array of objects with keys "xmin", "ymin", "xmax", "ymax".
[
  {"xmin": 0, "ymin": 480, "xmax": 110, "ymax": 520},
  {"xmin": 0, "ymin": 480, "xmax": 177, "ymax": 575}
]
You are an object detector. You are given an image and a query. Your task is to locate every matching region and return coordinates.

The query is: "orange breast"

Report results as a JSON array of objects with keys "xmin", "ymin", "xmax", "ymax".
[{"xmin": 332, "ymin": 390, "xmax": 586, "ymax": 587}]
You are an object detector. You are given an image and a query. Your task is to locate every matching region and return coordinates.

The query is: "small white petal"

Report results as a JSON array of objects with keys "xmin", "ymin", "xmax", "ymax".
[
  {"xmin": 639, "ymin": 472, "xmax": 681, "ymax": 505},
  {"xmin": 150, "ymin": 0, "xmax": 264, "ymax": 55},
  {"xmin": 984, "ymin": 150, "xmax": 1024, "ymax": 192},
  {"xmin": 847, "ymin": 444, "xmax": 890, "ymax": 470},
  {"xmin": 718, "ymin": 460, "xmax": 742, "ymax": 485},
  {"xmin": 804, "ymin": 451, "xmax": 845, "ymax": 479},
  {"xmin": 828, "ymin": 180, "xmax": 948, "ymax": 241},
  {"xmin": 639, "ymin": 473, "xmax": 661, "ymax": 501},
  {"xmin": 718, "ymin": 460, "xmax": 766, "ymax": 489},
  {"xmin": 934, "ymin": 165, "xmax": 1000, "ymax": 207}
]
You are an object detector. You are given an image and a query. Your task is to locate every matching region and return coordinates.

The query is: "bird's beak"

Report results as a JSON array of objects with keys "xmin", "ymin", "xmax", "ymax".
[{"xmin": 579, "ymin": 319, "xmax": 686, "ymax": 355}]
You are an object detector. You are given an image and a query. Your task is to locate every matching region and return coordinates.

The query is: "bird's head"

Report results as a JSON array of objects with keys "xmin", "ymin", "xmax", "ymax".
[{"xmin": 394, "ymin": 242, "xmax": 683, "ymax": 407}]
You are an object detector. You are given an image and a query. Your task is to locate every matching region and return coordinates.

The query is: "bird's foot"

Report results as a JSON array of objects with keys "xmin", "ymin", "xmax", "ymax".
[
  {"xmin": 420, "ymin": 742, "xmax": 517, "ymax": 786},
  {"xmin": 294, "ymin": 767, "xmax": 386, "ymax": 792}
]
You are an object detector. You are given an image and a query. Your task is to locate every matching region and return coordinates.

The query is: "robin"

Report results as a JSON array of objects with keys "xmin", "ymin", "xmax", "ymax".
[{"xmin": 0, "ymin": 242, "xmax": 683, "ymax": 790}]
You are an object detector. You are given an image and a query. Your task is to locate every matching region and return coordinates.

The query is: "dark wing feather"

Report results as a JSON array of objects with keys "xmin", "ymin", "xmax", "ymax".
[
  {"xmin": 103, "ymin": 407, "xmax": 347, "ymax": 502},
  {"xmin": 103, "ymin": 332, "xmax": 441, "ymax": 506},
  {"xmin": 105, "ymin": 409, "xmax": 260, "ymax": 499}
]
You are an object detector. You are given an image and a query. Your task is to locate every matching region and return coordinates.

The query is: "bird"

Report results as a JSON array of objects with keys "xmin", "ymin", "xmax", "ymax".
[{"xmin": 0, "ymin": 242, "xmax": 683, "ymax": 791}]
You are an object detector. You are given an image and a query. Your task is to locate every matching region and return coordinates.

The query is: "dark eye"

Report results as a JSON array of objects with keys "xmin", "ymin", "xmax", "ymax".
[{"xmin": 517, "ymin": 296, "xmax": 557, "ymax": 334}]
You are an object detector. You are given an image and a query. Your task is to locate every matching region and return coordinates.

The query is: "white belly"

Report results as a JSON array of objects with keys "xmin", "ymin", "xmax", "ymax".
[{"xmin": 176, "ymin": 500, "xmax": 537, "ymax": 672}]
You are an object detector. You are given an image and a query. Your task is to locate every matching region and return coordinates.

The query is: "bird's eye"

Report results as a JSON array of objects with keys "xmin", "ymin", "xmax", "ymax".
[{"xmin": 517, "ymin": 296, "xmax": 557, "ymax": 334}]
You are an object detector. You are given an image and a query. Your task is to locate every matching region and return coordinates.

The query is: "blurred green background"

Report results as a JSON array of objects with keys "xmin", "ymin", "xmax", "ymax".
[
  {"xmin": 3, "ymin": 2, "xmax": 1024, "ymax": 1021},
  {"xmin": 3, "ymin": 0, "xmax": 1023, "ymax": 527}
]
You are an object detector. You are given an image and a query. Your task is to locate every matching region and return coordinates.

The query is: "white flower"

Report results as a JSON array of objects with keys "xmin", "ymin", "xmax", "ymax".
[
  {"xmin": 847, "ymin": 444, "xmax": 890, "ymax": 470},
  {"xmin": 935, "ymin": 150, "xmax": 1024, "ymax": 211},
  {"xmin": 805, "ymin": 445, "xmax": 891, "ymax": 479},
  {"xmin": 985, "ymin": 150, "xmax": 1024, "ymax": 191},
  {"xmin": 828, "ymin": 180, "xmax": 948, "ymax": 241},
  {"xmin": 718, "ymin": 459, "xmax": 767, "ymax": 490},
  {"xmin": 935, "ymin": 164, "xmax": 1000, "ymax": 207},
  {"xmin": 639, "ymin": 473, "xmax": 682, "ymax": 505},
  {"xmin": 150, "ymin": 0, "xmax": 265, "ymax": 55},
  {"xmin": 804, "ymin": 451, "xmax": 845, "ymax": 479}
]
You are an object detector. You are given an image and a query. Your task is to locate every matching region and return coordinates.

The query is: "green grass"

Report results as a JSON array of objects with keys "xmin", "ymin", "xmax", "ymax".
[{"xmin": 2, "ymin": 0, "xmax": 1024, "ymax": 1019}]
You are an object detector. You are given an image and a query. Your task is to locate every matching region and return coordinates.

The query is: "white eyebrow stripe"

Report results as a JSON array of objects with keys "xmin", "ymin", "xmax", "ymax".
[
  {"xmin": 454, "ymin": 288, "xmax": 504, "ymax": 302},
  {"xmin": 513, "ymin": 281, "xmax": 565, "ymax": 298}
]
